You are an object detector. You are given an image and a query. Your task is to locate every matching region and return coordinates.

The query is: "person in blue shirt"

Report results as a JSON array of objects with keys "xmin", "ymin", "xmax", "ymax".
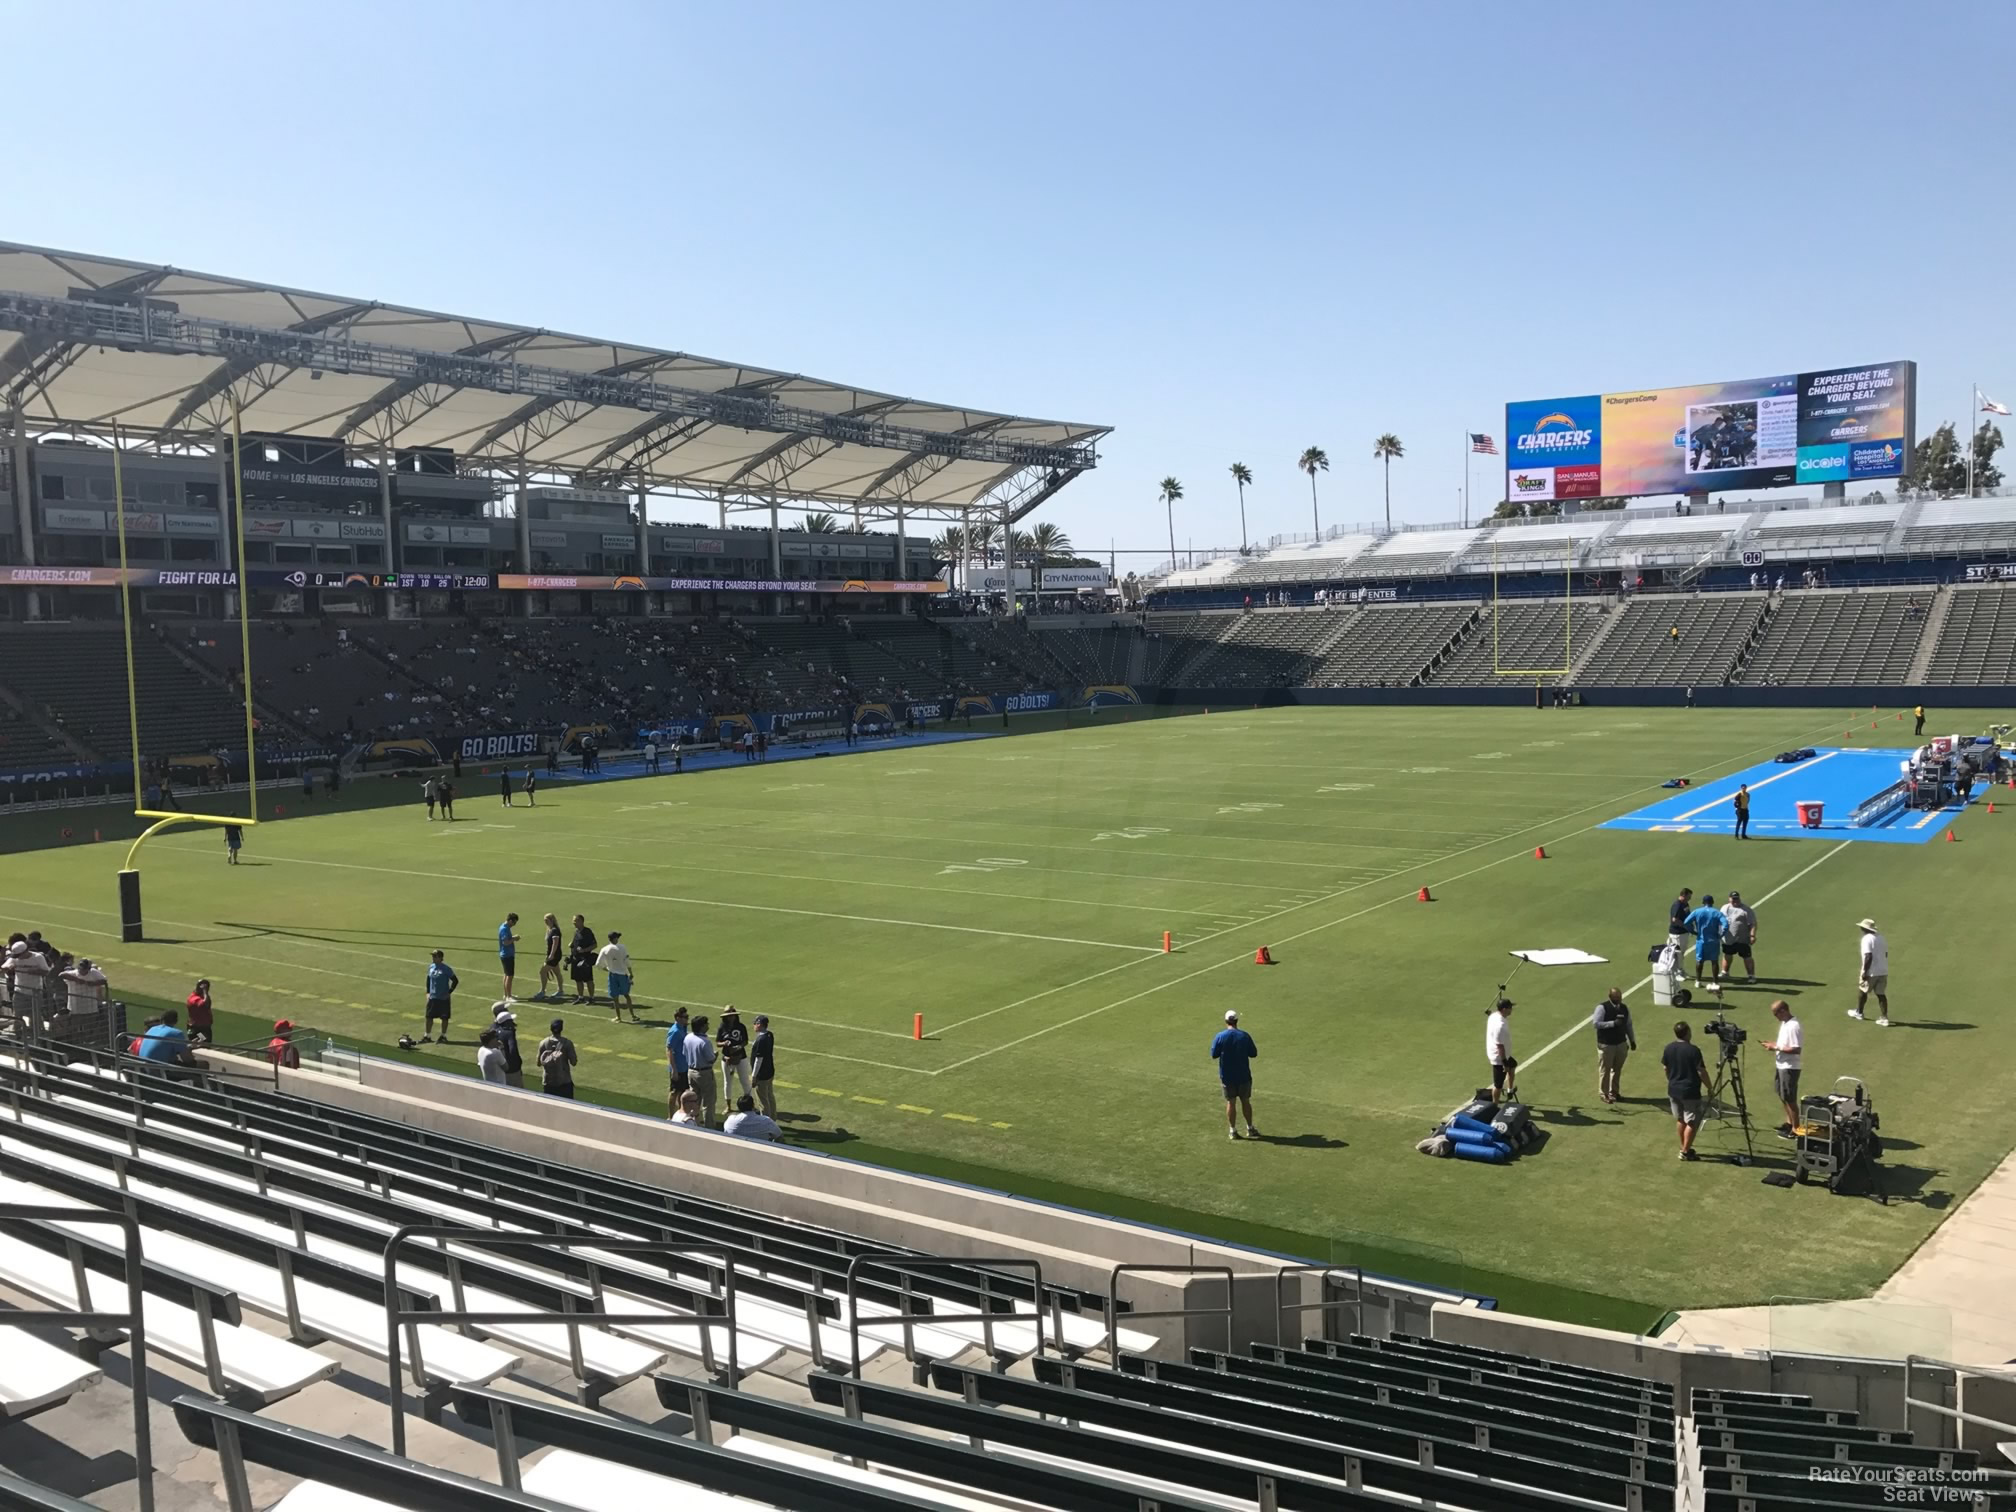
[
  {"xmin": 136, "ymin": 1008, "xmax": 196, "ymax": 1069},
  {"xmin": 1210, "ymin": 1009, "xmax": 1260, "ymax": 1141},
  {"xmin": 497, "ymin": 914, "xmax": 519, "ymax": 1002},
  {"xmin": 664, "ymin": 1005, "xmax": 691, "ymax": 1118},
  {"xmin": 1684, "ymin": 894, "xmax": 1728, "ymax": 985},
  {"xmin": 422, "ymin": 949, "xmax": 460, "ymax": 1044}
]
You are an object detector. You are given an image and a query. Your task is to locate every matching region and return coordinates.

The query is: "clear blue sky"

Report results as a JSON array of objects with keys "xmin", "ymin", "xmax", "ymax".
[{"xmin": 10, "ymin": 1, "xmax": 2012, "ymax": 563}]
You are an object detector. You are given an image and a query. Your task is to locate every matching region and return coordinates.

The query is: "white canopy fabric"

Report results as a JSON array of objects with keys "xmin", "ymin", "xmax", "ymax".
[{"xmin": 0, "ymin": 243, "xmax": 1107, "ymax": 512}]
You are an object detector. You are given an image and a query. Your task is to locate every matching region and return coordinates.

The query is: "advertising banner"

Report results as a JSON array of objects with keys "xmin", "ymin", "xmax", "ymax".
[
  {"xmin": 452, "ymin": 730, "xmax": 542, "ymax": 761},
  {"xmin": 599, "ymin": 532, "xmax": 636, "ymax": 552},
  {"xmin": 294, "ymin": 518, "xmax": 341, "ymax": 540},
  {"xmin": 1041, "ymin": 567, "xmax": 1109, "ymax": 590},
  {"xmin": 968, "ymin": 569, "xmax": 1035, "ymax": 593},
  {"xmin": 1964, "ymin": 564, "xmax": 2016, "ymax": 582},
  {"xmin": 495, "ymin": 574, "xmax": 948, "ymax": 594},
  {"xmin": 43, "ymin": 507, "xmax": 108, "ymax": 531},
  {"xmin": 166, "ymin": 513, "xmax": 221, "ymax": 535},
  {"xmin": 339, "ymin": 519, "xmax": 387, "ymax": 541},
  {"xmin": 1507, "ymin": 361, "xmax": 1914, "ymax": 500}
]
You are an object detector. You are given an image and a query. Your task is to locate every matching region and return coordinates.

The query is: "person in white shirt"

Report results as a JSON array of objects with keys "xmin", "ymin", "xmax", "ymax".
[
  {"xmin": 1484, "ymin": 998, "xmax": 1516, "ymax": 1103},
  {"xmin": 644, "ymin": 740, "xmax": 658, "ymax": 774},
  {"xmin": 476, "ymin": 1028, "xmax": 508, "ymax": 1085},
  {"xmin": 595, "ymin": 933, "xmax": 637, "ymax": 1022},
  {"xmin": 1761, "ymin": 999, "xmax": 1803, "ymax": 1136},
  {"xmin": 723, "ymin": 1094, "xmax": 782, "ymax": 1142},
  {"xmin": 1849, "ymin": 919, "xmax": 1890, "ymax": 1026},
  {"xmin": 670, "ymin": 1089, "xmax": 703, "ymax": 1126},
  {"xmin": 60, "ymin": 958, "xmax": 108, "ymax": 1016},
  {"xmin": 1720, "ymin": 893, "xmax": 1758, "ymax": 982}
]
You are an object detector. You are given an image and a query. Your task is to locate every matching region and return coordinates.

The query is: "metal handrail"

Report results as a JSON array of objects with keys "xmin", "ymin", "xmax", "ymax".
[
  {"xmin": 0, "ymin": 1204, "xmax": 155, "ymax": 1512},
  {"xmin": 1273, "ymin": 1264, "xmax": 1365, "ymax": 1344},
  {"xmin": 843, "ymin": 1254, "xmax": 1049, "ymax": 1379},
  {"xmin": 1903, "ymin": 1353, "xmax": 2016, "ymax": 1443},
  {"xmin": 1105, "ymin": 1263, "xmax": 1234, "ymax": 1356},
  {"xmin": 382, "ymin": 1225, "xmax": 738, "ymax": 1457}
]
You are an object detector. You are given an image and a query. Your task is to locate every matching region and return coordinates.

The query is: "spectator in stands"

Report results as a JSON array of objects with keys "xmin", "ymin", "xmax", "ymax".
[
  {"xmin": 268, "ymin": 1019, "xmax": 301, "ymax": 1070},
  {"xmin": 716, "ymin": 1004, "xmax": 752, "ymax": 1102},
  {"xmin": 596, "ymin": 932, "xmax": 637, "ymax": 1021},
  {"xmin": 422, "ymin": 949, "xmax": 459, "ymax": 1044},
  {"xmin": 1211, "ymin": 1009, "xmax": 1260, "ymax": 1139},
  {"xmin": 537, "ymin": 1017, "xmax": 578, "ymax": 1098},
  {"xmin": 1662, "ymin": 1022, "xmax": 1707, "ymax": 1162},
  {"xmin": 136, "ymin": 1008, "xmax": 197, "ymax": 1069},
  {"xmin": 60, "ymin": 957, "xmax": 107, "ymax": 1016},
  {"xmin": 476, "ymin": 1028, "xmax": 507, "ymax": 1085},
  {"xmin": 1592, "ymin": 987, "xmax": 1636, "ymax": 1105},
  {"xmin": 1721, "ymin": 893, "xmax": 1757, "ymax": 982},
  {"xmin": 684, "ymin": 1013, "xmax": 719, "ymax": 1125},
  {"xmin": 670, "ymin": 1088, "xmax": 703, "ymax": 1126},
  {"xmin": 185, "ymin": 979, "xmax": 215, "ymax": 1044},
  {"xmin": 5, "ymin": 936, "xmax": 47, "ymax": 1016},
  {"xmin": 750, "ymin": 1014, "xmax": 777, "ymax": 1118},
  {"xmin": 723, "ymin": 1094, "xmax": 781, "ymax": 1142},
  {"xmin": 490, "ymin": 1004, "xmax": 524, "ymax": 1087}
]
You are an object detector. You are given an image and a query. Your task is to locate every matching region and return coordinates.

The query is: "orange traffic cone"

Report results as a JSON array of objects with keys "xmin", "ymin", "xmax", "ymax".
[
  {"xmin": 1533, "ymin": 845, "xmax": 1547, "ymax": 860},
  {"xmin": 1946, "ymin": 829, "xmax": 1958, "ymax": 843},
  {"xmin": 1988, "ymin": 802, "xmax": 1996, "ymax": 814},
  {"xmin": 1254, "ymin": 946, "xmax": 1274, "ymax": 966},
  {"xmin": 1417, "ymin": 886, "xmax": 1433, "ymax": 903}
]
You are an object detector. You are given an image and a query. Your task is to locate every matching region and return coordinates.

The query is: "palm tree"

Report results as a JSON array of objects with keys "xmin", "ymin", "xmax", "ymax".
[
  {"xmin": 1158, "ymin": 477, "xmax": 1184, "ymax": 573},
  {"xmin": 1229, "ymin": 462, "xmax": 1253, "ymax": 553},
  {"xmin": 1026, "ymin": 521, "xmax": 1072, "ymax": 575},
  {"xmin": 802, "ymin": 512, "xmax": 839, "ymax": 533},
  {"xmin": 930, "ymin": 526, "xmax": 965, "ymax": 587},
  {"xmin": 1297, "ymin": 447, "xmax": 1329, "ymax": 537},
  {"xmin": 967, "ymin": 521, "xmax": 997, "ymax": 561},
  {"xmin": 1372, "ymin": 434, "xmax": 1404, "ymax": 530}
]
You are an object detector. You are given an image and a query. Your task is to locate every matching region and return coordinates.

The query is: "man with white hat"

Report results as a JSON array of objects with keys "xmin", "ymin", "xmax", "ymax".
[
  {"xmin": 1849, "ymin": 920, "xmax": 1890, "ymax": 1027},
  {"xmin": 1210, "ymin": 1009, "xmax": 1260, "ymax": 1141}
]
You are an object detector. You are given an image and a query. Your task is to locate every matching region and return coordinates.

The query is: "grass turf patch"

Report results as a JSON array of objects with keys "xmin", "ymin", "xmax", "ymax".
[{"xmin": 8, "ymin": 702, "xmax": 2013, "ymax": 1325}]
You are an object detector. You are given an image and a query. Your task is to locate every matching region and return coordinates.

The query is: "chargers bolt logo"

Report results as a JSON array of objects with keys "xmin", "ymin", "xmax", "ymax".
[{"xmin": 1517, "ymin": 413, "xmax": 1594, "ymax": 452}]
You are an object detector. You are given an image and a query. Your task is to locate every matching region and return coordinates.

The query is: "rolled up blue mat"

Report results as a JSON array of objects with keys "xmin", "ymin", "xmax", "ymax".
[
  {"xmin": 1450, "ymin": 1139, "xmax": 1512, "ymax": 1164},
  {"xmin": 1444, "ymin": 1124, "xmax": 1511, "ymax": 1151},
  {"xmin": 1449, "ymin": 1114, "xmax": 1500, "ymax": 1137}
]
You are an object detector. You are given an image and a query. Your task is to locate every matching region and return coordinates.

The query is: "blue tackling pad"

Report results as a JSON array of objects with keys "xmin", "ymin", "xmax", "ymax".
[{"xmin": 1602, "ymin": 748, "xmax": 1977, "ymax": 844}]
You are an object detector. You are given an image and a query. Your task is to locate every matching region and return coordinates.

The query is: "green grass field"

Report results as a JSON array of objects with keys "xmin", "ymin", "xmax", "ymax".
[{"xmin": 8, "ymin": 703, "xmax": 2014, "ymax": 1330}]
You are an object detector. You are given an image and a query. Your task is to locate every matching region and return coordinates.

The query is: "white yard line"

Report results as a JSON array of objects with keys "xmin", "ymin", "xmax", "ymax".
[
  {"xmin": 153, "ymin": 847, "xmax": 1164, "ymax": 955},
  {"xmin": 1668, "ymin": 751, "xmax": 1838, "ymax": 822},
  {"xmin": 1516, "ymin": 839, "xmax": 1854, "ymax": 1077}
]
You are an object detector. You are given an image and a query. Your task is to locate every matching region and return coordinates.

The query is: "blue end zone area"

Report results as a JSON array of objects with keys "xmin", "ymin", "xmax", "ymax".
[
  {"xmin": 552, "ymin": 727, "xmax": 1001, "ymax": 783},
  {"xmin": 1602, "ymin": 748, "xmax": 1975, "ymax": 844}
]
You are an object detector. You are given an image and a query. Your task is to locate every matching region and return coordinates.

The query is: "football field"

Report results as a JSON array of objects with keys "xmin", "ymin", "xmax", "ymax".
[{"xmin": 8, "ymin": 703, "xmax": 2014, "ymax": 1329}]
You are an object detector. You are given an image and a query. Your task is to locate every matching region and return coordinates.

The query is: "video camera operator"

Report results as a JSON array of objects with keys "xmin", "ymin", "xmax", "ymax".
[
  {"xmin": 1761, "ymin": 999, "xmax": 1802, "ymax": 1138},
  {"xmin": 1661, "ymin": 1021, "xmax": 1708, "ymax": 1162}
]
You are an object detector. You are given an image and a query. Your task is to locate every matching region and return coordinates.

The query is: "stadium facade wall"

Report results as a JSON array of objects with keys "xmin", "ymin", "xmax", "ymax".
[
  {"xmin": 269, "ymin": 1054, "xmax": 1458, "ymax": 1355},
  {"xmin": 1151, "ymin": 684, "xmax": 2016, "ymax": 709}
]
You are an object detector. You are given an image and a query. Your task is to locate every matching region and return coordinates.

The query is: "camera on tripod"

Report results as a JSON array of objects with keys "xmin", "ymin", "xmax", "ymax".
[{"xmin": 1706, "ymin": 1013, "xmax": 1746, "ymax": 1060}]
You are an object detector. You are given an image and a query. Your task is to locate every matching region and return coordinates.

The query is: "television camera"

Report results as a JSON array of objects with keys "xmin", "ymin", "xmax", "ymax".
[{"xmin": 1794, "ymin": 1077, "xmax": 1885, "ymax": 1200}]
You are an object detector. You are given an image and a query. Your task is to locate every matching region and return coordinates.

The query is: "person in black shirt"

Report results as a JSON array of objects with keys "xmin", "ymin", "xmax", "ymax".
[
  {"xmin": 716, "ymin": 1004, "xmax": 752, "ymax": 1102},
  {"xmin": 750, "ymin": 1014, "xmax": 778, "ymax": 1118},
  {"xmin": 1660, "ymin": 1022, "xmax": 1708, "ymax": 1162},
  {"xmin": 538, "ymin": 912, "xmax": 563, "ymax": 1000},
  {"xmin": 567, "ymin": 914, "xmax": 598, "ymax": 1004},
  {"xmin": 1668, "ymin": 887, "xmax": 1695, "ymax": 943},
  {"xmin": 1592, "ymin": 987, "xmax": 1636, "ymax": 1104}
]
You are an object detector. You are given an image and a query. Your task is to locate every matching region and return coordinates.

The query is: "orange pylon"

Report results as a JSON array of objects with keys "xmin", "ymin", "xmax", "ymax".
[
  {"xmin": 1254, "ymin": 946, "xmax": 1274, "ymax": 965},
  {"xmin": 1534, "ymin": 846, "xmax": 1547, "ymax": 859},
  {"xmin": 1417, "ymin": 886, "xmax": 1433, "ymax": 902}
]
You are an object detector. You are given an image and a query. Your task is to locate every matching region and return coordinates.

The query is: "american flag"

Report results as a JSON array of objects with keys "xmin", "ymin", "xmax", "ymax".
[{"xmin": 1469, "ymin": 433, "xmax": 1498, "ymax": 455}]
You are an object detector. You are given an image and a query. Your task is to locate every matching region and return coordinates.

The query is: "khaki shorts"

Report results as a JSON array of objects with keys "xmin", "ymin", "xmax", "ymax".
[
  {"xmin": 1669, "ymin": 1096, "xmax": 1703, "ymax": 1126},
  {"xmin": 1598, "ymin": 1042, "xmax": 1629, "ymax": 1072},
  {"xmin": 1861, "ymin": 974, "xmax": 1888, "ymax": 996}
]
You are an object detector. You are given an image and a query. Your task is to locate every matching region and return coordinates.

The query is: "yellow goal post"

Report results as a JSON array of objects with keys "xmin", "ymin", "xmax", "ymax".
[{"xmin": 114, "ymin": 399, "xmax": 260, "ymax": 940}]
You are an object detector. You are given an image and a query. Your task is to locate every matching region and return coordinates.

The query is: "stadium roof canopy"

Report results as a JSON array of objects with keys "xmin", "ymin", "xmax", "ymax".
[{"xmin": 0, "ymin": 242, "xmax": 1107, "ymax": 522}]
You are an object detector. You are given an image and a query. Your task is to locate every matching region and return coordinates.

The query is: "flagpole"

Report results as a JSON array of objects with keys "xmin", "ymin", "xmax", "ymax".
[
  {"xmin": 1462, "ymin": 430, "xmax": 1469, "ymax": 528},
  {"xmin": 1969, "ymin": 385, "xmax": 1977, "ymax": 498}
]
